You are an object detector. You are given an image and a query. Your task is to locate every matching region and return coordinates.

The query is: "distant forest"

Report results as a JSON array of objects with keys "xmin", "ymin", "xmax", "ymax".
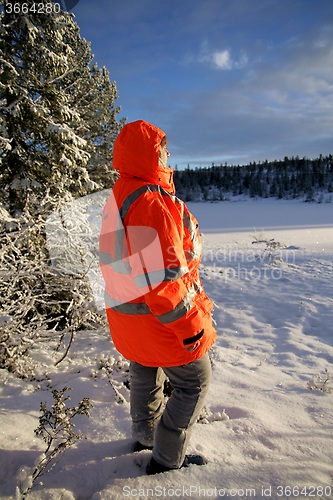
[{"xmin": 174, "ymin": 154, "xmax": 333, "ymax": 202}]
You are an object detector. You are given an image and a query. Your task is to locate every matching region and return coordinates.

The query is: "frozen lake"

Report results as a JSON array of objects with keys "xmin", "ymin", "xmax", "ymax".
[{"xmin": 188, "ymin": 199, "xmax": 333, "ymax": 253}]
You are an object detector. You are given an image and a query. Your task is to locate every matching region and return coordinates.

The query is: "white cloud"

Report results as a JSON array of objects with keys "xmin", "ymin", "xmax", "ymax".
[
  {"xmin": 212, "ymin": 50, "xmax": 232, "ymax": 69},
  {"xmin": 196, "ymin": 40, "xmax": 248, "ymax": 70}
]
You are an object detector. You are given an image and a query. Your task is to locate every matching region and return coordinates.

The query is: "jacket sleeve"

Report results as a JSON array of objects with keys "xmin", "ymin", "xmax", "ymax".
[{"xmin": 126, "ymin": 191, "xmax": 205, "ymax": 348}]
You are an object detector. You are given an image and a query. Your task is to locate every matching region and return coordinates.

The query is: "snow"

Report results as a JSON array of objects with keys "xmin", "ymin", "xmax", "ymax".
[{"xmin": 1, "ymin": 198, "xmax": 333, "ymax": 499}]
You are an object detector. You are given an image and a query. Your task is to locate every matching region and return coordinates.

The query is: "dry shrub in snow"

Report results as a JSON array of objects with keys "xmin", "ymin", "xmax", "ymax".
[
  {"xmin": 0, "ymin": 208, "xmax": 105, "ymax": 379},
  {"xmin": 307, "ymin": 369, "xmax": 333, "ymax": 393},
  {"xmin": 17, "ymin": 387, "xmax": 91, "ymax": 497}
]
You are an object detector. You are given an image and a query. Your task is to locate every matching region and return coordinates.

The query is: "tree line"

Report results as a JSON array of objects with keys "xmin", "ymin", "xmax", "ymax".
[{"xmin": 174, "ymin": 155, "xmax": 333, "ymax": 202}]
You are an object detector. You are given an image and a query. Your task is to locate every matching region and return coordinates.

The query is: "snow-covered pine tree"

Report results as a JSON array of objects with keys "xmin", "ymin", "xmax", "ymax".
[
  {"xmin": 0, "ymin": 0, "xmax": 122, "ymax": 213},
  {"xmin": 0, "ymin": 0, "xmax": 123, "ymax": 377}
]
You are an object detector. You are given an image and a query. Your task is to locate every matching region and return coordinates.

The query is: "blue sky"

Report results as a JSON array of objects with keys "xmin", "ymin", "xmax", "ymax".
[{"xmin": 72, "ymin": 0, "xmax": 333, "ymax": 169}]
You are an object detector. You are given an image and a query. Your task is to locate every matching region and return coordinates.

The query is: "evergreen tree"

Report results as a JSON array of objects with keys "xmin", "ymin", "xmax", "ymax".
[
  {"xmin": 0, "ymin": 0, "xmax": 123, "ymax": 377},
  {"xmin": 0, "ymin": 0, "xmax": 122, "ymax": 215}
]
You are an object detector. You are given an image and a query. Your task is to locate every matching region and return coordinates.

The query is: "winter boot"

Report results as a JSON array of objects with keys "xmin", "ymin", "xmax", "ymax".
[
  {"xmin": 133, "ymin": 441, "xmax": 153, "ymax": 452},
  {"xmin": 146, "ymin": 454, "xmax": 207, "ymax": 475}
]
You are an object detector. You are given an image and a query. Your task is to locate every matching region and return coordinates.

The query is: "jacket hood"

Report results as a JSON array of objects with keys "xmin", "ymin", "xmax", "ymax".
[{"xmin": 113, "ymin": 120, "xmax": 175, "ymax": 193}]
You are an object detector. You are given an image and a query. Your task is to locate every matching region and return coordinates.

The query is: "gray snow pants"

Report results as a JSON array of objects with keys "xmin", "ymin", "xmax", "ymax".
[{"xmin": 129, "ymin": 353, "xmax": 212, "ymax": 468}]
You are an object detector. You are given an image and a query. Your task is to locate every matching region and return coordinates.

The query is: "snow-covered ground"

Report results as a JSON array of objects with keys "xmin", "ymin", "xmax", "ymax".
[{"xmin": 1, "ymin": 198, "xmax": 333, "ymax": 499}]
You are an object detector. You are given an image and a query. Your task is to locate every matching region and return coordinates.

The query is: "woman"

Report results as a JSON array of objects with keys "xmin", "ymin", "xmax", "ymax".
[{"xmin": 99, "ymin": 120, "xmax": 217, "ymax": 474}]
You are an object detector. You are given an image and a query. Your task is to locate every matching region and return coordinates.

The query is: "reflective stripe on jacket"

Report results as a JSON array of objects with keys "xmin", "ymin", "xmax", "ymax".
[{"xmin": 99, "ymin": 120, "xmax": 216, "ymax": 367}]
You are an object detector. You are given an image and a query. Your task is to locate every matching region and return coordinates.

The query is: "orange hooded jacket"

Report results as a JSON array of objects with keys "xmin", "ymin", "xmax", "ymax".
[{"xmin": 99, "ymin": 120, "xmax": 216, "ymax": 367}]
